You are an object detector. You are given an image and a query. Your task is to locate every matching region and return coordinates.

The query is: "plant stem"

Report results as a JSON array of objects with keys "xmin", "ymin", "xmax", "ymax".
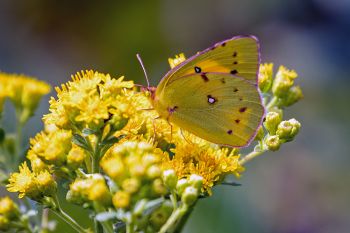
[
  {"xmin": 159, "ymin": 205, "xmax": 188, "ymax": 233},
  {"xmin": 239, "ymin": 149, "xmax": 266, "ymax": 166},
  {"xmin": 266, "ymin": 96, "xmax": 278, "ymax": 110},
  {"xmin": 52, "ymin": 195, "xmax": 87, "ymax": 233},
  {"xmin": 14, "ymin": 108, "xmax": 23, "ymax": 170},
  {"xmin": 41, "ymin": 208, "xmax": 49, "ymax": 232}
]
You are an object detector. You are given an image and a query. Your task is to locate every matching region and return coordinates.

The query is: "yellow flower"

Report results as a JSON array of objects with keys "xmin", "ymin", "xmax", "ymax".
[
  {"xmin": 35, "ymin": 170, "xmax": 57, "ymax": 196},
  {"xmin": 7, "ymin": 162, "xmax": 39, "ymax": 199},
  {"xmin": 43, "ymin": 70, "xmax": 135, "ymax": 132},
  {"xmin": 161, "ymin": 133, "xmax": 244, "ymax": 193},
  {"xmin": 67, "ymin": 144, "xmax": 87, "ymax": 169},
  {"xmin": 272, "ymin": 65, "xmax": 298, "ymax": 97},
  {"xmin": 87, "ymin": 181, "xmax": 111, "ymax": 206},
  {"xmin": 112, "ymin": 191, "xmax": 130, "ymax": 209},
  {"xmin": 259, "ymin": 63, "xmax": 273, "ymax": 92},
  {"xmin": 0, "ymin": 72, "xmax": 50, "ymax": 122},
  {"xmin": 0, "ymin": 197, "xmax": 20, "ymax": 219},
  {"xmin": 168, "ymin": 53, "xmax": 186, "ymax": 69}
]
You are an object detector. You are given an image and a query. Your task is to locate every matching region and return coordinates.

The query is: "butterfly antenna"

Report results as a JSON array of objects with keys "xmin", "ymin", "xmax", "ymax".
[{"xmin": 136, "ymin": 53, "xmax": 150, "ymax": 88}]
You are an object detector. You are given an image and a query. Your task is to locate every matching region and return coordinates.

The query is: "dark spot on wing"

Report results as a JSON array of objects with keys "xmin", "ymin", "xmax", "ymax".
[
  {"xmin": 194, "ymin": 66, "xmax": 201, "ymax": 73},
  {"xmin": 201, "ymin": 73, "xmax": 209, "ymax": 82},
  {"xmin": 168, "ymin": 106, "xmax": 178, "ymax": 113},
  {"xmin": 210, "ymin": 46, "xmax": 216, "ymax": 50},
  {"xmin": 235, "ymin": 119, "xmax": 240, "ymax": 124},
  {"xmin": 239, "ymin": 97, "xmax": 243, "ymax": 101},
  {"xmin": 233, "ymin": 88, "xmax": 239, "ymax": 92},
  {"xmin": 227, "ymin": 130, "xmax": 233, "ymax": 135},
  {"xmin": 233, "ymin": 51, "xmax": 237, "ymax": 57},
  {"xmin": 221, "ymin": 42, "xmax": 226, "ymax": 47},
  {"xmin": 233, "ymin": 61, "xmax": 238, "ymax": 65},
  {"xmin": 239, "ymin": 107, "xmax": 247, "ymax": 113},
  {"xmin": 230, "ymin": 70, "xmax": 238, "ymax": 75},
  {"xmin": 207, "ymin": 95, "xmax": 217, "ymax": 104},
  {"xmin": 221, "ymin": 78, "xmax": 226, "ymax": 84}
]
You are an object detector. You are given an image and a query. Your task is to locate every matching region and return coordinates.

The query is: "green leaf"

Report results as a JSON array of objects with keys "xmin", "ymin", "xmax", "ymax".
[
  {"xmin": 82, "ymin": 128, "xmax": 96, "ymax": 136},
  {"xmin": 95, "ymin": 212, "xmax": 118, "ymax": 222},
  {"xmin": 100, "ymin": 135, "xmax": 126, "ymax": 146},
  {"xmin": 72, "ymin": 134, "xmax": 91, "ymax": 151},
  {"xmin": 143, "ymin": 198, "xmax": 164, "ymax": 216}
]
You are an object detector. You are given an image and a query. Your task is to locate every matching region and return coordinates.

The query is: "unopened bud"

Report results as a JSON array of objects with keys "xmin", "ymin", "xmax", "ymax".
[{"xmin": 265, "ymin": 135, "xmax": 281, "ymax": 151}]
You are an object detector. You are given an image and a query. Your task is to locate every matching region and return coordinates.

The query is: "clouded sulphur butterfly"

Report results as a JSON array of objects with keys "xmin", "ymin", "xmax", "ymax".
[{"xmin": 140, "ymin": 35, "xmax": 264, "ymax": 147}]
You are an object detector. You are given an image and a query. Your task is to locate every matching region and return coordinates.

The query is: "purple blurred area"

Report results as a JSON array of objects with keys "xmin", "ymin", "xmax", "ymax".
[{"xmin": 1, "ymin": 0, "xmax": 349, "ymax": 232}]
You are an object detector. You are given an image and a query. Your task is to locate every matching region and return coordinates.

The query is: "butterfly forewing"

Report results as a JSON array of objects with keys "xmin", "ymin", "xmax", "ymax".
[
  {"xmin": 158, "ymin": 72, "xmax": 264, "ymax": 147},
  {"xmin": 161, "ymin": 36, "xmax": 260, "ymax": 90}
]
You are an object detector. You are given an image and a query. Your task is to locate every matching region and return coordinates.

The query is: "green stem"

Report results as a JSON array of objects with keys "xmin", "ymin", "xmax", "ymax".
[
  {"xmin": 41, "ymin": 208, "xmax": 49, "ymax": 232},
  {"xmin": 93, "ymin": 203, "xmax": 114, "ymax": 233},
  {"xmin": 159, "ymin": 205, "xmax": 188, "ymax": 233},
  {"xmin": 266, "ymin": 96, "xmax": 278, "ymax": 110},
  {"xmin": 92, "ymin": 134, "xmax": 102, "ymax": 173},
  {"xmin": 239, "ymin": 149, "xmax": 266, "ymax": 166},
  {"xmin": 52, "ymin": 195, "xmax": 87, "ymax": 233},
  {"xmin": 14, "ymin": 108, "xmax": 23, "ymax": 170}
]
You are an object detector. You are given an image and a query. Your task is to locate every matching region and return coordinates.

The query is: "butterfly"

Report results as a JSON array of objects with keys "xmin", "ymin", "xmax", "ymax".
[{"xmin": 139, "ymin": 35, "xmax": 265, "ymax": 148}]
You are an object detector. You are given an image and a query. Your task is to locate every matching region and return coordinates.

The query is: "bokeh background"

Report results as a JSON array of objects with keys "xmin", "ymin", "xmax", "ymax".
[{"xmin": 1, "ymin": 0, "xmax": 350, "ymax": 232}]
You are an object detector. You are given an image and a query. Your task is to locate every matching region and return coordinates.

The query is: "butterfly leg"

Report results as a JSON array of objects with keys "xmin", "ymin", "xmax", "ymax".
[
  {"xmin": 151, "ymin": 116, "xmax": 161, "ymax": 143},
  {"xmin": 180, "ymin": 129, "xmax": 193, "ymax": 145}
]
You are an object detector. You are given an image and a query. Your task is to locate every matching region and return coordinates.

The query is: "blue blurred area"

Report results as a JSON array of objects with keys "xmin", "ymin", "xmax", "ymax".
[{"xmin": 1, "ymin": 0, "xmax": 349, "ymax": 232}]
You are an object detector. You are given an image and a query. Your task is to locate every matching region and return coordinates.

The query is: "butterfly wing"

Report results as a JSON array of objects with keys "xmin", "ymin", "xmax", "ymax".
[
  {"xmin": 157, "ymin": 35, "xmax": 260, "ymax": 95},
  {"xmin": 154, "ymin": 72, "xmax": 264, "ymax": 147}
]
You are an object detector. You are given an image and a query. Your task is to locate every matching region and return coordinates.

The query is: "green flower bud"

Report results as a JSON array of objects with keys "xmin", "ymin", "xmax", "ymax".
[
  {"xmin": 265, "ymin": 135, "xmax": 281, "ymax": 151},
  {"xmin": 108, "ymin": 114, "xmax": 129, "ymax": 132},
  {"xmin": 150, "ymin": 201, "xmax": 173, "ymax": 230},
  {"xmin": 188, "ymin": 174, "xmax": 203, "ymax": 190},
  {"xmin": 281, "ymin": 86, "xmax": 303, "ymax": 107},
  {"xmin": 272, "ymin": 66, "xmax": 298, "ymax": 98},
  {"xmin": 264, "ymin": 112, "xmax": 282, "ymax": 135},
  {"xmin": 162, "ymin": 169, "xmax": 177, "ymax": 190},
  {"xmin": 276, "ymin": 119, "xmax": 301, "ymax": 141},
  {"xmin": 0, "ymin": 215, "xmax": 10, "ymax": 231},
  {"xmin": 258, "ymin": 63, "xmax": 273, "ymax": 92},
  {"xmin": 181, "ymin": 187, "xmax": 198, "ymax": 206},
  {"xmin": 176, "ymin": 179, "xmax": 189, "ymax": 195}
]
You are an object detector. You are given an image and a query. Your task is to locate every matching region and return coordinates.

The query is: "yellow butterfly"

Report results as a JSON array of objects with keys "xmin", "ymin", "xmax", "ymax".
[{"xmin": 139, "ymin": 36, "xmax": 265, "ymax": 147}]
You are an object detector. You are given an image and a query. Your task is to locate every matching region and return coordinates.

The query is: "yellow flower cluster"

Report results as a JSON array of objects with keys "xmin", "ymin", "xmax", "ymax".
[
  {"xmin": 43, "ymin": 70, "xmax": 134, "ymax": 131},
  {"xmin": 100, "ymin": 140, "xmax": 166, "ymax": 209},
  {"xmin": 6, "ymin": 162, "xmax": 56, "ymax": 199},
  {"xmin": 0, "ymin": 72, "xmax": 50, "ymax": 122},
  {"xmin": 0, "ymin": 196, "xmax": 20, "ymax": 231},
  {"xmin": 7, "ymin": 68, "xmax": 245, "ymax": 209}
]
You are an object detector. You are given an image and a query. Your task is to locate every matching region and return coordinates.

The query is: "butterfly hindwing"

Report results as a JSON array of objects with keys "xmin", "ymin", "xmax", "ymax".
[{"xmin": 157, "ymin": 72, "xmax": 264, "ymax": 147}]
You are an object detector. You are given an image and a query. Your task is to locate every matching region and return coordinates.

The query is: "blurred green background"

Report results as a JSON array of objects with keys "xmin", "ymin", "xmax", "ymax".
[{"xmin": 1, "ymin": 0, "xmax": 349, "ymax": 232}]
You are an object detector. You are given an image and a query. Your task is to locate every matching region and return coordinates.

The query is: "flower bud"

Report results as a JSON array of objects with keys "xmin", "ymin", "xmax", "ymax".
[
  {"xmin": 272, "ymin": 66, "xmax": 298, "ymax": 98},
  {"xmin": 150, "ymin": 201, "xmax": 173, "ymax": 230},
  {"xmin": 0, "ymin": 215, "xmax": 10, "ymax": 231},
  {"xmin": 188, "ymin": 174, "xmax": 203, "ymax": 190},
  {"xmin": 162, "ymin": 169, "xmax": 177, "ymax": 190},
  {"xmin": 87, "ymin": 182, "xmax": 111, "ymax": 206},
  {"xmin": 258, "ymin": 63, "xmax": 273, "ymax": 92},
  {"xmin": 281, "ymin": 86, "xmax": 303, "ymax": 107},
  {"xmin": 112, "ymin": 191, "xmax": 130, "ymax": 209},
  {"xmin": 276, "ymin": 119, "xmax": 301, "ymax": 141},
  {"xmin": 181, "ymin": 187, "xmax": 198, "ymax": 206},
  {"xmin": 168, "ymin": 53, "xmax": 186, "ymax": 69},
  {"xmin": 122, "ymin": 178, "xmax": 140, "ymax": 194},
  {"xmin": 147, "ymin": 165, "xmax": 162, "ymax": 179},
  {"xmin": 176, "ymin": 179, "xmax": 189, "ymax": 195},
  {"xmin": 265, "ymin": 135, "xmax": 281, "ymax": 151},
  {"xmin": 152, "ymin": 179, "xmax": 167, "ymax": 195},
  {"xmin": 264, "ymin": 112, "xmax": 282, "ymax": 135},
  {"xmin": 36, "ymin": 171, "xmax": 57, "ymax": 197},
  {"xmin": 0, "ymin": 197, "xmax": 20, "ymax": 219},
  {"xmin": 67, "ymin": 145, "xmax": 86, "ymax": 169}
]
